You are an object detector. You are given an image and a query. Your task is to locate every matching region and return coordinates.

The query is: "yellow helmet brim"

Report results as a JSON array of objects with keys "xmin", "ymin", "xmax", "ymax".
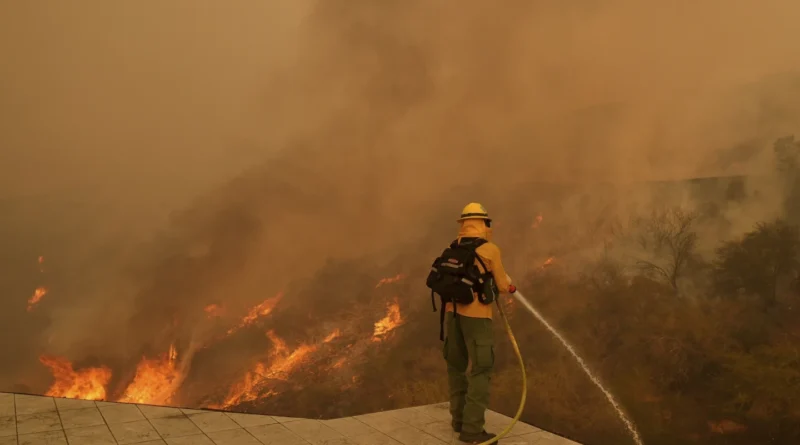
[{"xmin": 457, "ymin": 214, "xmax": 491, "ymax": 222}]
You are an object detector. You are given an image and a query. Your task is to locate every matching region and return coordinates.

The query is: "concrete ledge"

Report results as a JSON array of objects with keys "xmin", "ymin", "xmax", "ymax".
[{"xmin": 0, "ymin": 392, "xmax": 580, "ymax": 444}]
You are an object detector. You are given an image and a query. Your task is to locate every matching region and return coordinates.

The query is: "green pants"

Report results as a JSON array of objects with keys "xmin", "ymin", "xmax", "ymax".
[{"xmin": 443, "ymin": 312, "xmax": 494, "ymax": 434}]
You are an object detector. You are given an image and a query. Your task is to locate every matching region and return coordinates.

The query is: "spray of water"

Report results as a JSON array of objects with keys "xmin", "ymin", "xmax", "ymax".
[{"xmin": 513, "ymin": 290, "xmax": 644, "ymax": 445}]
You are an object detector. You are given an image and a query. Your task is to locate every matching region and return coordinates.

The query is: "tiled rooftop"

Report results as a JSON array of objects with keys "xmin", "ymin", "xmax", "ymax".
[{"xmin": 0, "ymin": 392, "xmax": 580, "ymax": 444}]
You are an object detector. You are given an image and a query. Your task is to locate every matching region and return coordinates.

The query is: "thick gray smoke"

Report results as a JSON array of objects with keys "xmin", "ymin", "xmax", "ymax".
[{"xmin": 1, "ymin": 0, "xmax": 799, "ymax": 392}]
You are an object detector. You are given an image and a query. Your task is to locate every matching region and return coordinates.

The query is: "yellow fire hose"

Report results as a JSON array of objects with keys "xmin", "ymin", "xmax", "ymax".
[{"xmin": 464, "ymin": 297, "xmax": 526, "ymax": 445}]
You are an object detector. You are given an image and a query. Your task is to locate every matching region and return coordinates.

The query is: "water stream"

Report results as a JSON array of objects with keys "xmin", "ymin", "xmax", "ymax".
[{"xmin": 513, "ymin": 290, "xmax": 644, "ymax": 445}]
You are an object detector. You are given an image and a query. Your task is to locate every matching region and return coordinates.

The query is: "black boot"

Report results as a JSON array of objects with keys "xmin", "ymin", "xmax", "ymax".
[
  {"xmin": 458, "ymin": 430, "xmax": 498, "ymax": 443},
  {"xmin": 452, "ymin": 421, "xmax": 462, "ymax": 433}
]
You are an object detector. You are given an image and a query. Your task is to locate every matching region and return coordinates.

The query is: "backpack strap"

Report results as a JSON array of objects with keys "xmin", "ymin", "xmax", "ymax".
[
  {"xmin": 474, "ymin": 252, "xmax": 489, "ymax": 275},
  {"xmin": 439, "ymin": 302, "xmax": 446, "ymax": 341},
  {"xmin": 457, "ymin": 237, "xmax": 491, "ymax": 292},
  {"xmin": 436, "ymin": 238, "xmax": 489, "ymax": 342}
]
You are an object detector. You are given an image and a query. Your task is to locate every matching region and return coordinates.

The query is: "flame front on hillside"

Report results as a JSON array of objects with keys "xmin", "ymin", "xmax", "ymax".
[
  {"xmin": 216, "ymin": 330, "xmax": 328, "ymax": 408},
  {"xmin": 40, "ymin": 356, "xmax": 112, "ymax": 401},
  {"xmin": 118, "ymin": 345, "xmax": 183, "ymax": 406},
  {"xmin": 373, "ymin": 300, "xmax": 403, "ymax": 342},
  {"xmin": 27, "ymin": 287, "xmax": 47, "ymax": 311},
  {"xmin": 226, "ymin": 293, "xmax": 283, "ymax": 335},
  {"xmin": 33, "ymin": 284, "xmax": 402, "ymax": 411},
  {"xmin": 376, "ymin": 274, "xmax": 405, "ymax": 288},
  {"xmin": 263, "ymin": 331, "xmax": 319, "ymax": 381}
]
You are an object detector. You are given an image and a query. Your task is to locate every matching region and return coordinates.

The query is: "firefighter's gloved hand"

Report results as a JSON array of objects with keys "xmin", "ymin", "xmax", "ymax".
[{"xmin": 508, "ymin": 284, "xmax": 517, "ymax": 294}]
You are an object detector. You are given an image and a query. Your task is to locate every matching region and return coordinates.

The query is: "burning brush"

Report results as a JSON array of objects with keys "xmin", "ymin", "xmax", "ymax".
[
  {"xmin": 35, "ymin": 272, "xmax": 409, "ymax": 411},
  {"xmin": 40, "ymin": 356, "xmax": 111, "ymax": 401}
]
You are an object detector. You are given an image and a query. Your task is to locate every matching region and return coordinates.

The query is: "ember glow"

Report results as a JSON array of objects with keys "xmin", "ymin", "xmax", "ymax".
[
  {"xmin": 375, "ymin": 274, "xmax": 406, "ymax": 288},
  {"xmin": 226, "ymin": 293, "xmax": 283, "ymax": 335},
  {"xmin": 27, "ymin": 287, "xmax": 47, "ymax": 311},
  {"xmin": 532, "ymin": 215, "xmax": 544, "ymax": 229},
  {"xmin": 708, "ymin": 420, "xmax": 747, "ymax": 434},
  {"xmin": 204, "ymin": 304, "xmax": 223, "ymax": 319},
  {"xmin": 542, "ymin": 257, "xmax": 555, "ymax": 268},
  {"xmin": 40, "ymin": 356, "xmax": 112, "ymax": 401},
  {"xmin": 372, "ymin": 300, "xmax": 403, "ymax": 341},
  {"xmin": 118, "ymin": 345, "xmax": 183, "ymax": 405}
]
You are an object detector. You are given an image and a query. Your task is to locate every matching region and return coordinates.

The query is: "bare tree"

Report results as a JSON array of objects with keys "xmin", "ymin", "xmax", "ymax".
[
  {"xmin": 774, "ymin": 135, "xmax": 800, "ymax": 175},
  {"xmin": 630, "ymin": 208, "xmax": 701, "ymax": 295},
  {"xmin": 713, "ymin": 220, "xmax": 800, "ymax": 306},
  {"xmin": 774, "ymin": 136, "xmax": 800, "ymax": 224}
]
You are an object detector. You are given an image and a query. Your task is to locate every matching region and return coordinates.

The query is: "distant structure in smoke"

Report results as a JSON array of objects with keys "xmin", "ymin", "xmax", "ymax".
[{"xmin": 774, "ymin": 135, "xmax": 800, "ymax": 222}]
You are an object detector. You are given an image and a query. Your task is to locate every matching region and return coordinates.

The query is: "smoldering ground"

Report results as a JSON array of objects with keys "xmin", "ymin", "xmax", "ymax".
[{"xmin": 1, "ymin": 0, "xmax": 800, "ymax": 437}]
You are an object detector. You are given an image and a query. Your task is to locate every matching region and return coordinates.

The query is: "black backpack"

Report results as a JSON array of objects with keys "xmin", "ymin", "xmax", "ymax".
[{"xmin": 426, "ymin": 237, "xmax": 492, "ymax": 340}]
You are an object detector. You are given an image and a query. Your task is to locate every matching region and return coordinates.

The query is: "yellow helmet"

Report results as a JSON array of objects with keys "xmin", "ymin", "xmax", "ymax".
[{"xmin": 457, "ymin": 202, "xmax": 491, "ymax": 222}]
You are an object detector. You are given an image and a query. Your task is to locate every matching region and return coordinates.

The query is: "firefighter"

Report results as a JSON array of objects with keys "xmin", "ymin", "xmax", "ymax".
[{"xmin": 440, "ymin": 203, "xmax": 516, "ymax": 444}]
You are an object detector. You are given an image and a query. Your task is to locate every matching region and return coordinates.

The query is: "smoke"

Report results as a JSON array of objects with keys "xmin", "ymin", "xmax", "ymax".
[{"xmin": 1, "ymin": 0, "xmax": 800, "ymax": 393}]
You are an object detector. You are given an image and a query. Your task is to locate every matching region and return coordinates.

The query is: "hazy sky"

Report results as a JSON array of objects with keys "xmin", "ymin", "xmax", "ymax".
[
  {"xmin": 2, "ymin": 0, "xmax": 800, "ymax": 278},
  {"xmin": 2, "ymin": 0, "xmax": 799, "ymax": 206},
  {"xmin": 0, "ymin": 1, "xmax": 312, "ymax": 202}
]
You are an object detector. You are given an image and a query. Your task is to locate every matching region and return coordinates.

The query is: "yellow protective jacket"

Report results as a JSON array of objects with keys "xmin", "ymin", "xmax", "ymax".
[{"xmin": 444, "ymin": 219, "xmax": 512, "ymax": 319}]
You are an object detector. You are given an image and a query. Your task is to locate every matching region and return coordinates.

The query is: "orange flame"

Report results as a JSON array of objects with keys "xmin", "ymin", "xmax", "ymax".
[
  {"xmin": 261, "ymin": 331, "xmax": 319, "ymax": 380},
  {"xmin": 27, "ymin": 287, "xmax": 47, "ymax": 311},
  {"xmin": 263, "ymin": 343, "xmax": 317, "ymax": 381},
  {"xmin": 323, "ymin": 329, "xmax": 341, "ymax": 343},
  {"xmin": 266, "ymin": 331, "xmax": 288, "ymax": 355},
  {"xmin": 531, "ymin": 215, "xmax": 544, "ymax": 229},
  {"xmin": 372, "ymin": 300, "xmax": 403, "ymax": 341},
  {"xmin": 376, "ymin": 274, "xmax": 406, "ymax": 288},
  {"xmin": 40, "ymin": 356, "xmax": 112, "ymax": 401},
  {"xmin": 118, "ymin": 345, "xmax": 182, "ymax": 405},
  {"xmin": 217, "ymin": 328, "xmax": 340, "ymax": 408},
  {"xmin": 226, "ymin": 293, "xmax": 283, "ymax": 335},
  {"xmin": 213, "ymin": 364, "xmax": 279, "ymax": 409}
]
